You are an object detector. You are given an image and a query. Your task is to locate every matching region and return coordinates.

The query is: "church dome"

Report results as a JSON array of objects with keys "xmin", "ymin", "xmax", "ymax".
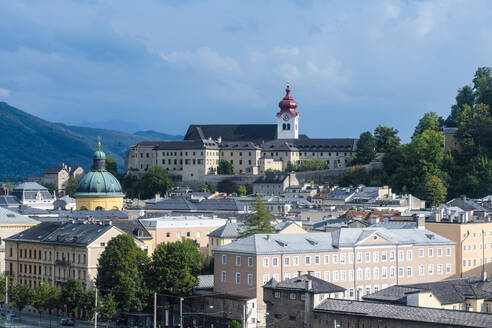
[{"xmin": 74, "ymin": 142, "xmax": 123, "ymax": 197}]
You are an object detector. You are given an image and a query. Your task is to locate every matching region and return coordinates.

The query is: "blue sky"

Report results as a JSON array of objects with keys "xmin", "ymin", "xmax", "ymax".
[{"xmin": 0, "ymin": 0, "xmax": 491, "ymax": 140}]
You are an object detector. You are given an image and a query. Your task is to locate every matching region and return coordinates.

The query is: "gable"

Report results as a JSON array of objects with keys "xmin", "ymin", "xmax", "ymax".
[{"xmin": 357, "ymin": 231, "xmax": 392, "ymax": 245}]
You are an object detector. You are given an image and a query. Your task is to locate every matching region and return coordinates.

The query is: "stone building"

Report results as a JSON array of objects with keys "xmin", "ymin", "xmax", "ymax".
[
  {"xmin": 213, "ymin": 227, "xmax": 456, "ymax": 327},
  {"xmin": 125, "ymin": 84, "xmax": 358, "ymax": 182},
  {"xmin": 74, "ymin": 142, "xmax": 124, "ymax": 211},
  {"xmin": 42, "ymin": 163, "xmax": 85, "ymax": 195}
]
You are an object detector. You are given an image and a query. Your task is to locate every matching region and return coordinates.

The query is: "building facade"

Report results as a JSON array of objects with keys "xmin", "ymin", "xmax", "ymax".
[
  {"xmin": 213, "ymin": 228, "xmax": 456, "ymax": 327},
  {"xmin": 42, "ymin": 163, "xmax": 85, "ymax": 195},
  {"xmin": 125, "ymin": 85, "xmax": 358, "ymax": 182}
]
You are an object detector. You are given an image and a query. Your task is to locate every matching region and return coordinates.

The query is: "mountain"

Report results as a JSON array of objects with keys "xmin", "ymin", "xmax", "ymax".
[
  {"xmin": 0, "ymin": 102, "xmax": 182, "ymax": 180},
  {"xmin": 134, "ymin": 130, "xmax": 183, "ymax": 140}
]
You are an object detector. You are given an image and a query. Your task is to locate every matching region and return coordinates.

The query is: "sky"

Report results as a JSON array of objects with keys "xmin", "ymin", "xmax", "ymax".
[{"xmin": 0, "ymin": 0, "xmax": 491, "ymax": 140}]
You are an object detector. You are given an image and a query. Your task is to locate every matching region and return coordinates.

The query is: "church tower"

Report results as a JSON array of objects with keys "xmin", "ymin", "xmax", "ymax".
[{"xmin": 276, "ymin": 83, "xmax": 299, "ymax": 139}]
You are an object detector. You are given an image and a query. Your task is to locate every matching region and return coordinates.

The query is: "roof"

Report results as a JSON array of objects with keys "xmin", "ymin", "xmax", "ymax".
[
  {"xmin": 140, "ymin": 215, "xmax": 227, "ymax": 229},
  {"xmin": 0, "ymin": 195, "xmax": 20, "ymax": 207},
  {"xmin": 208, "ymin": 221, "xmax": 245, "ymax": 238},
  {"xmin": 218, "ymin": 141, "xmax": 261, "ymax": 150},
  {"xmin": 314, "ymin": 299, "xmax": 492, "ymax": 327},
  {"xmin": 44, "ymin": 166, "xmax": 65, "ymax": 174},
  {"xmin": 262, "ymin": 137, "xmax": 357, "ymax": 152},
  {"xmin": 253, "ymin": 173, "xmax": 290, "ymax": 184},
  {"xmin": 146, "ymin": 196, "xmax": 249, "ymax": 212},
  {"xmin": 5, "ymin": 221, "xmax": 115, "ymax": 246},
  {"xmin": 447, "ymin": 198, "xmax": 488, "ymax": 212},
  {"xmin": 214, "ymin": 228, "xmax": 454, "ymax": 255},
  {"xmin": 75, "ymin": 171, "xmax": 123, "ymax": 197},
  {"xmin": 0, "ymin": 207, "xmax": 39, "ymax": 225},
  {"xmin": 184, "ymin": 124, "xmax": 277, "ymax": 142},
  {"xmin": 197, "ymin": 275, "xmax": 214, "ymax": 289},
  {"xmin": 111, "ymin": 218, "xmax": 152, "ymax": 240},
  {"xmin": 13, "ymin": 182, "xmax": 48, "ymax": 191},
  {"xmin": 264, "ymin": 274, "xmax": 345, "ymax": 294}
]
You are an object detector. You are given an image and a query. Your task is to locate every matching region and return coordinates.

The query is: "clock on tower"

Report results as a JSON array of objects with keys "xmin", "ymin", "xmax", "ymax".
[{"xmin": 276, "ymin": 83, "xmax": 299, "ymax": 139}]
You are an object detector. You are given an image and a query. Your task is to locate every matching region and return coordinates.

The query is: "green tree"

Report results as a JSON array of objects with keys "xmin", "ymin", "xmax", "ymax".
[
  {"xmin": 237, "ymin": 185, "xmax": 247, "ymax": 196},
  {"xmin": 424, "ymin": 175, "xmax": 447, "ymax": 207},
  {"xmin": 351, "ymin": 131, "xmax": 376, "ymax": 165},
  {"xmin": 294, "ymin": 158, "xmax": 328, "ymax": 171},
  {"xmin": 413, "ymin": 112, "xmax": 442, "ymax": 137},
  {"xmin": 338, "ymin": 166, "xmax": 371, "ymax": 187},
  {"xmin": 231, "ymin": 320, "xmax": 242, "ymax": 328},
  {"xmin": 140, "ymin": 165, "xmax": 173, "ymax": 199},
  {"xmin": 105, "ymin": 157, "xmax": 120, "ymax": 179},
  {"xmin": 40, "ymin": 182, "xmax": 56, "ymax": 193},
  {"xmin": 199, "ymin": 183, "xmax": 212, "ymax": 192},
  {"xmin": 217, "ymin": 160, "xmax": 234, "ymax": 175},
  {"xmin": 455, "ymin": 103, "xmax": 492, "ymax": 156},
  {"xmin": 10, "ymin": 284, "xmax": 32, "ymax": 319},
  {"xmin": 374, "ymin": 125, "xmax": 400, "ymax": 153},
  {"xmin": 82, "ymin": 289, "xmax": 96, "ymax": 323},
  {"xmin": 0, "ymin": 274, "xmax": 6, "ymax": 302},
  {"xmin": 96, "ymin": 234, "xmax": 150, "ymax": 313},
  {"xmin": 31, "ymin": 281, "xmax": 59, "ymax": 326},
  {"xmin": 445, "ymin": 85, "xmax": 475, "ymax": 127},
  {"xmin": 65, "ymin": 178, "xmax": 78, "ymax": 197},
  {"xmin": 473, "ymin": 66, "xmax": 492, "ymax": 110},
  {"xmin": 241, "ymin": 195, "xmax": 274, "ymax": 236},
  {"xmin": 147, "ymin": 239, "xmax": 202, "ymax": 296},
  {"xmin": 98, "ymin": 294, "xmax": 117, "ymax": 328},
  {"xmin": 61, "ymin": 279, "xmax": 85, "ymax": 326}
]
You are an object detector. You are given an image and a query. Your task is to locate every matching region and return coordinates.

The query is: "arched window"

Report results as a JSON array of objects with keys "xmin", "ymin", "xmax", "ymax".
[
  {"xmin": 287, "ymin": 123, "xmax": 291, "ymax": 130},
  {"xmin": 95, "ymin": 206, "xmax": 104, "ymax": 211}
]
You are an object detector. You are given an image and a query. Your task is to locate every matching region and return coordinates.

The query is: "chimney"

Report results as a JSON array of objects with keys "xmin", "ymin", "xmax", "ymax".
[
  {"xmin": 305, "ymin": 279, "xmax": 312, "ymax": 291},
  {"xmin": 155, "ymin": 193, "xmax": 161, "ymax": 200},
  {"xmin": 417, "ymin": 215, "xmax": 425, "ymax": 230},
  {"xmin": 307, "ymin": 270, "xmax": 313, "ymax": 277},
  {"xmin": 217, "ymin": 136, "xmax": 222, "ymax": 144},
  {"xmin": 266, "ymin": 234, "xmax": 270, "ymax": 240},
  {"xmin": 298, "ymin": 270, "xmax": 302, "ymax": 277}
]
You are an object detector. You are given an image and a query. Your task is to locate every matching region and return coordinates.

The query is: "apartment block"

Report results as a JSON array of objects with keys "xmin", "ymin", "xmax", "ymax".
[{"xmin": 213, "ymin": 228, "xmax": 456, "ymax": 327}]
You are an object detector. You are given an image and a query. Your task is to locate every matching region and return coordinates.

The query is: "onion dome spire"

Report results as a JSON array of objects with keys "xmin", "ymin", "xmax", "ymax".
[{"xmin": 277, "ymin": 81, "xmax": 299, "ymax": 117}]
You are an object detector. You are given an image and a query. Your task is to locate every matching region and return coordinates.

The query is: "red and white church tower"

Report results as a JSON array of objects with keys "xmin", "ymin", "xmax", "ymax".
[{"xmin": 276, "ymin": 82, "xmax": 299, "ymax": 139}]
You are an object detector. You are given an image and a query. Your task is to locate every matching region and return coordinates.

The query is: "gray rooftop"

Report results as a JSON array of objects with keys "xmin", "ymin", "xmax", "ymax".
[
  {"xmin": 146, "ymin": 196, "xmax": 249, "ymax": 212},
  {"xmin": 5, "ymin": 221, "xmax": 115, "ymax": 246},
  {"xmin": 314, "ymin": 298, "xmax": 492, "ymax": 327},
  {"xmin": 264, "ymin": 274, "xmax": 345, "ymax": 294},
  {"xmin": 214, "ymin": 228, "xmax": 454, "ymax": 255},
  {"xmin": 208, "ymin": 221, "xmax": 245, "ymax": 238},
  {"xmin": 0, "ymin": 207, "xmax": 39, "ymax": 225}
]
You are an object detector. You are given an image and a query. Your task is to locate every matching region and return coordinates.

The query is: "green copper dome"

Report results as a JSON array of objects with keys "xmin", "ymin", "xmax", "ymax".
[{"xmin": 74, "ymin": 144, "xmax": 124, "ymax": 198}]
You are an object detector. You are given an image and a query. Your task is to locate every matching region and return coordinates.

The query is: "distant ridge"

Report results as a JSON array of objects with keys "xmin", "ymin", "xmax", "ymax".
[{"xmin": 0, "ymin": 102, "xmax": 181, "ymax": 180}]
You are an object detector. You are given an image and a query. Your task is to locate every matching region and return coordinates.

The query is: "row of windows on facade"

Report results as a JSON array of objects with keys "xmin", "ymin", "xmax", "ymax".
[
  {"xmin": 219, "ymin": 263, "xmax": 452, "ymax": 286},
  {"xmin": 272, "ymin": 290, "xmax": 339, "ymax": 302},
  {"xmin": 463, "ymin": 242, "xmax": 492, "ymax": 251},
  {"xmin": 164, "ymin": 231, "xmax": 207, "ymax": 238},
  {"xmin": 464, "ymin": 231, "xmax": 492, "ymax": 238},
  {"xmin": 11, "ymin": 248, "xmax": 87, "ymax": 264},
  {"xmin": 12, "ymin": 262, "xmax": 87, "ymax": 281},
  {"xmin": 220, "ymin": 247, "xmax": 453, "ymax": 267},
  {"xmin": 463, "ymin": 257, "xmax": 492, "ymax": 267},
  {"xmin": 139, "ymin": 150, "xmax": 349, "ymax": 159}
]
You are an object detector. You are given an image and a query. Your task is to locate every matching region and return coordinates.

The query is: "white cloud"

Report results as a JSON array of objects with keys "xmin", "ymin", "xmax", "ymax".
[
  {"xmin": 160, "ymin": 47, "xmax": 239, "ymax": 73},
  {"xmin": 0, "ymin": 88, "xmax": 11, "ymax": 97},
  {"xmin": 275, "ymin": 63, "xmax": 302, "ymax": 81},
  {"xmin": 384, "ymin": 3, "xmax": 400, "ymax": 18},
  {"xmin": 414, "ymin": 2, "xmax": 435, "ymax": 36},
  {"xmin": 273, "ymin": 47, "xmax": 300, "ymax": 57}
]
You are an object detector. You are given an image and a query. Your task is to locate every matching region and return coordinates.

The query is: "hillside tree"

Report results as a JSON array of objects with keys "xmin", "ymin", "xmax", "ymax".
[{"xmin": 217, "ymin": 160, "xmax": 234, "ymax": 175}]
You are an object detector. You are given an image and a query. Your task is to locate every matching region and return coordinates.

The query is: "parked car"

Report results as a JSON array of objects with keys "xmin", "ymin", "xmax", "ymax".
[{"xmin": 60, "ymin": 317, "xmax": 74, "ymax": 326}]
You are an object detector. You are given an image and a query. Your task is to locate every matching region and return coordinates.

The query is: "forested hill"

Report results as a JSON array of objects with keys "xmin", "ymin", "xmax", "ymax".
[{"xmin": 0, "ymin": 102, "xmax": 182, "ymax": 180}]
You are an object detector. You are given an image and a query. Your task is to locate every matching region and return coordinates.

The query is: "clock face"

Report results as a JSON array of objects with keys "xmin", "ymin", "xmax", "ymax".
[{"xmin": 282, "ymin": 113, "xmax": 290, "ymax": 121}]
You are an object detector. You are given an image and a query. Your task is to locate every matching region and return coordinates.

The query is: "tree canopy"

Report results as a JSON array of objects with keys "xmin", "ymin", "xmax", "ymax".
[
  {"xmin": 374, "ymin": 125, "xmax": 400, "ymax": 153},
  {"xmin": 65, "ymin": 177, "xmax": 78, "ymax": 197},
  {"xmin": 241, "ymin": 195, "xmax": 274, "ymax": 236},
  {"xmin": 147, "ymin": 239, "xmax": 202, "ymax": 296},
  {"xmin": 350, "ymin": 131, "xmax": 376, "ymax": 165},
  {"xmin": 217, "ymin": 160, "xmax": 234, "ymax": 175},
  {"xmin": 96, "ymin": 234, "xmax": 150, "ymax": 312}
]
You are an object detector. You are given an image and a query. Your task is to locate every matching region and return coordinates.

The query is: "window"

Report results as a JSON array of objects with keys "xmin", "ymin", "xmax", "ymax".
[
  {"xmin": 373, "ymin": 251, "xmax": 379, "ymax": 263},
  {"xmin": 365, "ymin": 286, "xmax": 371, "ymax": 295},
  {"xmin": 186, "ymin": 232, "xmax": 191, "ymax": 237},
  {"xmin": 333, "ymin": 271, "xmax": 339, "ymax": 282},
  {"xmin": 357, "ymin": 252, "xmax": 362, "ymax": 263},
  {"xmin": 349, "ymin": 270, "xmax": 354, "ymax": 281},
  {"xmin": 274, "ymin": 291, "xmax": 280, "ymax": 298},
  {"xmin": 381, "ymin": 266, "xmax": 387, "ymax": 279},
  {"xmin": 437, "ymin": 264, "xmax": 443, "ymax": 275},
  {"xmin": 221, "ymin": 271, "xmax": 226, "ymax": 282},
  {"xmin": 349, "ymin": 288, "xmax": 354, "ymax": 298},
  {"xmin": 365, "ymin": 252, "xmax": 371, "ymax": 263},
  {"xmin": 324, "ymin": 271, "xmax": 330, "ymax": 282},
  {"xmin": 398, "ymin": 267, "xmax": 404, "ymax": 278},
  {"xmin": 324, "ymin": 255, "xmax": 330, "ymax": 264},
  {"xmin": 236, "ymin": 272, "xmax": 241, "ymax": 284},
  {"xmin": 222, "ymin": 255, "xmax": 227, "ymax": 265},
  {"xmin": 446, "ymin": 263, "xmax": 452, "ymax": 273},
  {"xmin": 349, "ymin": 252, "xmax": 354, "ymax": 264},
  {"xmin": 293, "ymin": 256, "xmax": 299, "ymax": 266},
  {"xmin": 315, "ymin": 255, "xmax": 320, "ymax": 264},
  {"xmin": 373, "ymin": 267, "xmax": 379, "ymax": 279},
  {"xmin": 365, "ymin": 268, "xmax": 371, "ymax": 280},
  {"xmin": 428, "ymin": 248, "xmax": 434, "ymax": 257},
  {"xmin": 389, "ymin": 251, "xmax": 395, "ymax": 261},
  {"xmin": 437, "ymin": 248, "xmax": 442, "ymax": 257},
  {"xmin": 236, "ymin": 256, "xmax": 241, "ymax": 266},
  {"xmin": 289, "ymin": 293, "xmax": 296, "ymax": 300},
  {"xmin": 446, "ymin": 247, "xmax": 451, "ymax": 256},
  {"xmin": 389, "ymin": 267, "xmax": 395, "ymax": 278},
  {"xmin": 398, "ymin": 250, "xmax": 404, "ymax": 261},
  {"xmin": 357, "ymin": 268, "xmax": 363, "ymax": 280},
  {"xmin": 284, "ymin": 256, "xmax": 290, "ymax": 266},
  {"xmin": 263, "ymin": 274, "xmax": 270, "ymax": 283},
  {"xmin": 305, "ymin": 256, "xmax": 311, "ymax": 265},
  {"xmin": 374, "ymin": 285, "xmax": 379, "ymax": 293},
  {"xmin": 407, "ymin": 266, "xmax": 413, "ymax": 277},
  {"xmin": 315, "ymin": 271, "xmax": 321, "ymax": 279},
  {"xmin": 284, "ymin": 273, "xmax": 291, "ymax": 280},
  {"xmin": 419, "ymin": 265, "xmax": 424, "ymax": 276},
  {"xmin": 428, "ymin": 264, "xmax": 434, "ymax": 275},
  {"xmin": 340, "ymin": 270, "xmax": 346, "ymax": 281},
  {"xmin": 272, "ymin": 257, "xmax": 279, "ymax": 267},
  {"xmin": 247, "ymin": 257, "xmax": 253, "ymax": 267},
  {"xmin": 381, "ymin": 251, "xmax": 387, "ymax": 262},
  {"xmin": 263, "ymin": 258, "xmax": 269, "ymax": 267},
  {"xmin": 340, "ymin": 254, "xmax": 346, "ymax": 264},
  {"xmin": 407, "ymin": 250, "xmax": 412, "ymax": 261},
  {"xmin": 332, "ymin": 254, "xmax": 338, "ymax": 264},
  {"xmin": 418, "ymin": 248, "xmax": 424, "ymax": 257}
]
